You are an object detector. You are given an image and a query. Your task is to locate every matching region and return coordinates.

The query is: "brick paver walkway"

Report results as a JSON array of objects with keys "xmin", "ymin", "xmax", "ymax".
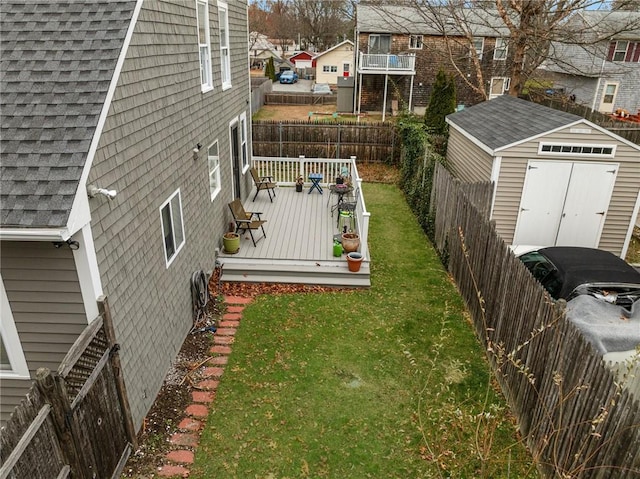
[{"xmin": 157, "ymin": 295, "xmax": 251, "ymax": 478}]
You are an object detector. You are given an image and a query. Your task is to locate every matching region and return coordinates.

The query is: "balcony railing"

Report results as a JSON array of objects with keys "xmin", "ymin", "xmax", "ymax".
[
  {"xmin": 358, "ymin": 52, "xmax": 416, "ymax": 73},
  {"xmin": 252, "ymin": 155, "xmax": 370, "ymax": 260}
]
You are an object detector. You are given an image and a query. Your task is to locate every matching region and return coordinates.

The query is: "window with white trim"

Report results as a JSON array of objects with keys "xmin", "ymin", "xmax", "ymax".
[
  {"xmin": 323, "ymin": 65, "xmax": 338, "ymax": 73},
  {"xmin": 160, "ymin": 190, "xmax": 185, "ymax": 266},
  {"xmin": 472, "ymin": 37, "xmax": 484, "ymax": 60},
  {"xmin": 409, "ymin": 34, "xmax": 423, "ymax": 49},
  {"xmin": 539, "ymin": 143, "xmax": 615, "ymax": 157},
  {"xmin": 613, "ymin": 41, "xmax": 629, "ymax": 62},
  {"xmin": 494, "ymin": 38, "xmax": 508, "ymax": 60},
  {"xmin": 240, "ymin": 112, "xmax": 248, "ymax": 171},
  {"xmin": 368, "ymin": 34, "xmax": 391, "ymax": 54},
  {"xmin": 489, "ymin": 77, "xmax": 510, "ymax": 99},
  {"xmin": 218, "ymin": 1, "xmax": 231, "ymax": 89},
  {"xmin": 1, "ymin": 279, "xmax": 30, "ymax": 379},
  {"xmin": 208, "ymin": 140, "xmax": 221, "ymax": 200},
  {"xmin": 197, "ymin": 0, "xmax": 213, "ymax": 91}
]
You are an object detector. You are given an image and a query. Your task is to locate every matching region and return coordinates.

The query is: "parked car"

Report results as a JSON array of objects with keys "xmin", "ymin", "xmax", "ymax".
[
  {"xmin": 279, "ymin": 70, "xmax": 298, "ymax": 84},
  {"xmin": 516, "ymin": 246, "xmax": 640, "ymax": 307},
  {"xmin": 312, "ymin": 83, "xmax": 332, "ymax": 94}
]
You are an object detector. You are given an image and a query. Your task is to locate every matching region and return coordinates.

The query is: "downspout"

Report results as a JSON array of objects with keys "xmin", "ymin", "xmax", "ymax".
[{"xmin": 591, "ymin": 40, "xmax": 610, "ymax": 111}]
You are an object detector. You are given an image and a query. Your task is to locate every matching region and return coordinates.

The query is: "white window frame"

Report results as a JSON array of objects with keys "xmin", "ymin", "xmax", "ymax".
[
  {"xmin": 160, "ymin": 189, "xmax": 185, "ymax": 267},
  {"xmin": 0, "ymin": 277, "xmax": 30, "ymax": 379},
  {"xmin": 322, "ymin": 65, "xmax": 330, "ymax": 73},
  {"xmin": 612, "ymin": 41, "xmax": 629, "ymax": 62},
  {"xmin": 489, "ymin": 77, "xmax": 510, "ymax": 99},
  {"xmin": 368, "ymin": 34, "xmax": 391, "ymax": 54},
  {"xmin": 538, "ymin": 142, "xmax": 616, "ymax": 158},
  {"xmin": 197, "ymin": 0, "xmax": 213, "ymax": 92},
  {"xmin": 409, "ymin": 34, "xmax": 423, "ymax": 50},
  {"xmin": 240, "ymin": 112, "xmax": 249, "ymax": 172},
  {"xmin": 472, "ymin": 37, "xmax": 484, "ymax": 60},
  {"xmin": 218, "ymin": 1, "xmax": 231, "ymax": 90},
  {"xmin": 494, "ymin": 38, "xmax": 508, "ymax": 60},
  {"xmin": 208, "ymin": 140, "xmax": 221, "ymax": 201}
]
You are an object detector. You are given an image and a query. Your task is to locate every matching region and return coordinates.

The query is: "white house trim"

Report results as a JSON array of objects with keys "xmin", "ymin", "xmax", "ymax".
[
  {"xmin": 622, "ymin": 189, "xmax": 640, "ymax": 260},
  {"xmin": 73, "ymin": 225, "xmax": 103, "ymax": 323},
  {"xmin": 0, "ymin": 275, "xmax": 30, "ymax": 379},
  {"xmin": 489, "ymin": 156, "xmax": 501, "ymax": 219}
]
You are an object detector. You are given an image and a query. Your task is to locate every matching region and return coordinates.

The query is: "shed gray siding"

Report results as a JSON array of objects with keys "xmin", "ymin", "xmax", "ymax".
[
  {"xmin": 0, "ymin": 241, "xmax": 86, "ymax": 424},
  {"xmin": 87, "ymin": 0, "xmax": 251, "ymax": 429},
  {"xmin": 446, "ymin": 126, "xmax": 493, "ymax": 183},
  {"xmin": 493, "ymin": 126, "xmax": 640, "ymax": 255}
]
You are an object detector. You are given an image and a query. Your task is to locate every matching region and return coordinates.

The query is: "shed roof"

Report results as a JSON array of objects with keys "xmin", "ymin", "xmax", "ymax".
[
  {"xmin": 0, "ymin": 0, "xmax": 136, "ymax": 229},
  {"xmin": 446, "ymin": 96, "xmax": 583, "ymax": 151}
]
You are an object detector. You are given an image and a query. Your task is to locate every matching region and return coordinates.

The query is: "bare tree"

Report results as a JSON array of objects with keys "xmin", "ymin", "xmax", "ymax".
[
  {"xmin": 293, "ymin": 0, "xmax": 353, "ymax": 51},
  {"xmin": 248, "ymin": 2, "xmax": 270, "ymax": 50},
  {"xmin": 364, "ymin": 1, "xmax": 640, "ymax": 99}
]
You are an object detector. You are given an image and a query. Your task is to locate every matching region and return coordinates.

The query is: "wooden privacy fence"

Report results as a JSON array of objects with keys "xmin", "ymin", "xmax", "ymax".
[
  {"xmin": 0, "ymin": 297, "xmax": 136, "ymax": 479},
  {"xmin": 252, "ymin": 120, "xmax": 399, "ymax": 163},
  {"xmin": 430, "ymin": 163, "xmax": 640, "ymax": 478},
  {"xmin": 265, "ymin": 92, "xmax": 336, "ymax": 106}
]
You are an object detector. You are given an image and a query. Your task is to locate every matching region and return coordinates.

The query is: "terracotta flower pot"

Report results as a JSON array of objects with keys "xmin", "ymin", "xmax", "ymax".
[
  {"xmin": 346, "ymin": 252, "xmax": 363, "ymax": 272},
  {"xmin": 341, "ymin": 233, "xmax": 360, "ymax": 254}
]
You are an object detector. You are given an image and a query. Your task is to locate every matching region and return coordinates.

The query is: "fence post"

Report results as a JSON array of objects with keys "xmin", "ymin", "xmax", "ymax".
[
  {"xmin": 98, "ymin": 296, "xmax": 139, "ymax": 449},
  {"xmin": 279, "ymin": 121, "xmax": 283, "ymax": 158},
  {"xmin": 337, "ymin": 124, "xmax": 341, "ymax": 159},
  {"xmin": 35, "ymin": 368, "xmax": 85, "ymax": 478},
  {"xmin": 298, "ymin": 155, "xmax": 305, "ymax": 179}
]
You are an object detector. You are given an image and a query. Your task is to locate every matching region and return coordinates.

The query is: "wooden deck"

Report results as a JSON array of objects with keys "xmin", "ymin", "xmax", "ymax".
[{"xmin": 218, "ymin": 186, "xmax": 370, "ymax": 288}]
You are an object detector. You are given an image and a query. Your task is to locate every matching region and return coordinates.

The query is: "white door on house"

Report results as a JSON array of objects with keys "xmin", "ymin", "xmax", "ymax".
[
  {"xmin": 513, "ymin": 161, "xmax": 617, "ymax": 247},
  {"xmin": 598, "ymin": 82, "xmax": 618, "ymax": 114}
]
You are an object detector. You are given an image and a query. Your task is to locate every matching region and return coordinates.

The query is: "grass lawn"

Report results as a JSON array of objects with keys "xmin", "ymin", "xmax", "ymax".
[{"xmin": 191, "ymin": 183, "xmax": 536, "ymax": 478}]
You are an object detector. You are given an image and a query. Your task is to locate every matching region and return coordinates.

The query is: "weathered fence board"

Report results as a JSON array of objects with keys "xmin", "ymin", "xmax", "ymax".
[
  {"xmin": 252, "ymin": 120, "xmax": 399, "ymax": 163},
  {"xmin": 265, "ymin": 92, "xmax": 336, "ymax": 106},
  {"xmin": 430, "ymin": 162, "xmax": 640, "ymax": 478},
  {"xmin": 0, "ymin": 297, "xmax": 136, "ymax": 479}
]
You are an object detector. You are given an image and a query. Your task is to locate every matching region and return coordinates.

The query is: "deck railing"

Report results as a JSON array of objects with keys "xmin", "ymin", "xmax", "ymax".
[
  {"xmin": 252, "ymin": 155, "xmax": 370, "ymax": 260},
  {"xmin": 358, "ymin": 52, "xmax": 416, "ymax": 73}
]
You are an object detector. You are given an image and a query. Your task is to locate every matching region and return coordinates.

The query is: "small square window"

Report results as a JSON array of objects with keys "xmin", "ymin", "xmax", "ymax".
[
  {"xmin": 603, "ymin": 147, "xmax": 613, "ymax": 155},
  {"xmin": 541, "ymin": 145, "xmax": 551, "ymax": 152},
  {"xmin": 551, "ymin": 145, "xmax": 562, "ymax": 152},
  {"xmin": 409, "ymin": 34, "xmax": 423, "ymax": 49}
]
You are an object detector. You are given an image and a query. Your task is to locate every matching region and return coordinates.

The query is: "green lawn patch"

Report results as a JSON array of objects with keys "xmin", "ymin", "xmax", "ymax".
[{"xmin": 191, "ymin": 183, "xmax": 535, "ymax": 478}]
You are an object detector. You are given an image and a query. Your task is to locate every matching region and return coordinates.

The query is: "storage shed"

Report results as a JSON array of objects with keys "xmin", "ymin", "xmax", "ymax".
[{"xmin": 445, "ymin": 95, "xmax": 640, "ymax": 258}]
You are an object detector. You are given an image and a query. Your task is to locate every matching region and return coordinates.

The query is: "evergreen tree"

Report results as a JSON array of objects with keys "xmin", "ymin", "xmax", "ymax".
[
  {"xmin": 265, "ymin": 57, "xmax": 276, "ymax": 82},
  {"xmin": 424, "ymin": 68, "xmax": 456, "ymax": 136}
]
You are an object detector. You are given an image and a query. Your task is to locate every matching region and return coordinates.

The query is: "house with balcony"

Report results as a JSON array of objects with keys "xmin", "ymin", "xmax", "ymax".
[
  {"xmin": 539, "ymin": 10, "xmax": 640, "ymax": 115},
  {"xmin": 355, "ymin": 4, "xmax": 511, "ymax": 119},
  {"xmin": 0, "ymin": 0, "xmax": 254, "ymax": 430}
]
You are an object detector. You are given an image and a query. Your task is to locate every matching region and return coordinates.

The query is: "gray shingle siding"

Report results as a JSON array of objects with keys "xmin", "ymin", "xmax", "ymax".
[
  {"xmin": 87, "ymin": 0, "xmax": 251, "ymax": 429},
  {"xmin": 0, "ymin": 0, "xmax": 136, "ymax": 228}
]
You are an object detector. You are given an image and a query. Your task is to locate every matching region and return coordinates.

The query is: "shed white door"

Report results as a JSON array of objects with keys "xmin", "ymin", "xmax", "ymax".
[{"xmin": 513, "ymin": 161, "xmax": 617, "ymax": 247}]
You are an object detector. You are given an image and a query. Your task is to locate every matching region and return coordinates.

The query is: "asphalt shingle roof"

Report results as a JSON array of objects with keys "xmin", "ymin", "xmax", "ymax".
[
  {"xmin": 0, "ymin": 0, "xmax": 135, "ymax": 228},
  {"xmin": 446, "ymin": 96, "xmax": 583, "ymax": 152}
]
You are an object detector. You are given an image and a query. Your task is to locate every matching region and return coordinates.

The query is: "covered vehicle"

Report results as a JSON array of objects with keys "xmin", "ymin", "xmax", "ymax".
[
  {"xmin": 518, "ymin": 246, "xmax": 640, "ymax": 355},
  {"xmin": 312, "ymin": 83, "xmax": 332, "ymax": 94},
  {"xmin": 279, "ymin": 70, "xmax": 298, "ymax": 84},
  {"xmin": 517, "ymin": 246, "xmax": 640, "ymax": 307}
]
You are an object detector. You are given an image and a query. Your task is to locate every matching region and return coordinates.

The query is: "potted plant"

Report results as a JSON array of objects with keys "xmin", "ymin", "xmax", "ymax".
[
  {"xmin": 341, "ymin": 232, "xmax": 360, "ymax": 254},
  {"xmin": 296, "ymin": 175, "xmax": 304, "ymax": 192},
  {"xmin": 346, "ymin": 252, "xmax": 363, "ymax": 272},
  {"xmin": 223, "ymin": 229, "xmax": 240, "ymax": 254}
]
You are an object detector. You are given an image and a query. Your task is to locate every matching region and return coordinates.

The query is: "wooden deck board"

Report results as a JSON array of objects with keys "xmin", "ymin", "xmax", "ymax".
[{"xmin": 218, "ymin": 186, "xmax": 369, "ymax": 287}]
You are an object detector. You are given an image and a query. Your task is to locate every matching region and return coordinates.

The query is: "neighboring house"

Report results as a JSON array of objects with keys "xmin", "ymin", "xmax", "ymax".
[
  {"xmin": 267, "ymin": 37, "xmax": 299, "ymax": 58},
  {"xmin": 289, "ymin": 51, "xmax": 314, "ymax": 70},
  {"xmin": 249, "ymin": 31, "xmax": 281, "ymax": 69},
  {"xmin": 355, "ymin": 4, "xmax": 511, "ymax": 117},
  {"xmin": 445, "ymin": 96, "xmax": 640, "ymax": 258},
  {"xmin": 0, "ymin": 0, "xmax": 253, "ymax": 430},
  {"xmin": 313, "ymin": 40, "xmax": 354, "ymax": 86},
  {"xmin": 540, "ymin": 11, "xmax": 640, "ymax": 115}
]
